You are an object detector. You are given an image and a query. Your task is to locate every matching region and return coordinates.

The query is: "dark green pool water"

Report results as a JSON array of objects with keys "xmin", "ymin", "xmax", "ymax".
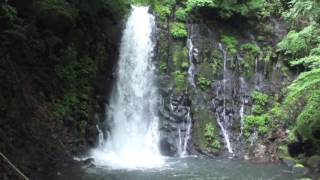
[{"xmin": 51, "ymin": 156, "xmax": 300, "ymax": 180}]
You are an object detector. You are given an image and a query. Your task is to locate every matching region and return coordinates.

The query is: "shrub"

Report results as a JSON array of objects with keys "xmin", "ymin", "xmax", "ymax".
[
  {"xmin": 277, "ymin": 25, "xmax": 319, "ymax": 58},
  {"xmin": 175, "ymin": 8, "xmax": 187, "ymax": 21},
  {"xmin": 186, "ymin": 0, "xmax": 215, "ymax": 12},
  {"xmin": 204, "ymin": 122, "xmax": 221, "ymax": 152},
  {"xmin": 197, "ymin": 75, "xmax": 211, "ymax": 90},
  {"xmin": 170, "ymin": 22, "xmax": 188, "ymax": 39},
  {"xmin": 221, "ymin": 35, "xmax": 238, "ymax": 55},
  {"xmin": 185, "ymin": 0, "xmax": 264, "ymax": 18},
  {"xmin": 181, "ymin": 62, "xmax": 189, "ymax": 70},
  {"xmin": 40, "ymin": 0, "xmax": 78, "ymax": 21},
  {"xmin": 252, "ymin": 91, "xmax": 268, "ymax": 107},
  {"xmin": 240, "ymin": 43, "xmax": 261, "ymax": 56},
  {"xmin": 174, "ymin": 70, "xmax": 187, "ymax": 90},
  {"xmin": 160, "ymin": 61, "xmax": 167, "ymax": 73},
  {"xmin": 154, "ymin": 4, "xmax": 171, "ymax": 20},
  {"xmin": 244, "ymin": 114, "xmax": 269, "ymax": 138}
]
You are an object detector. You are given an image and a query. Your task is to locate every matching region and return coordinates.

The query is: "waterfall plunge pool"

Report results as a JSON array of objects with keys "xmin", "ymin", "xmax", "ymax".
[
  {"xmin": 48, "ymin": 6, "xmax": 299, "ymax": 180},
  {"xmin": 49, "ymin": 156, "xmax": 299, "ymax": 180}
]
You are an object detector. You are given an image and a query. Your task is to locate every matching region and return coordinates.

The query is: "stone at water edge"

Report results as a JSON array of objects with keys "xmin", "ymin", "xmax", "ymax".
[
  {"xmin": 293, "ymin": 163, "xmax": 308, "ymax": 175},
  {"xmin": 307, "ymin": 155, "xmax": 320, "ymax": 169}
]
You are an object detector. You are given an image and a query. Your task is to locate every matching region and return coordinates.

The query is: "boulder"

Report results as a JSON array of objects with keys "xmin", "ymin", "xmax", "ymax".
[
  {"xmin": 160, "ymin": 138, "xmax": 177, "ymax": 156},
  {"xmin": 292, "ymin": 163, "xmax": 308, "ymax": 175}
]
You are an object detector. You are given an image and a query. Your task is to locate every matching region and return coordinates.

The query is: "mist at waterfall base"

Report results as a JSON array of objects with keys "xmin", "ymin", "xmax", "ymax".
[
  {"xmin": 90, "ymin": 6, "xmax": 163, "ymax": 169},
  {"xmin": 60, "ymin": 6, "xmax": 304, "ymax": 180}
]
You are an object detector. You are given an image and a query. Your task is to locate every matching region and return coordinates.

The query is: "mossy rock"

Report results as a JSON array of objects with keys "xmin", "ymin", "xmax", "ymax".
[
  {"xmin": 197, "ymin": 48, "xmax": 223, "ymax": 81},
  {"xmin": 293, "ymin": 163, "xmax": 308, "ymax": 175},
  {"xmin": 171, "ymin": 43, "xmax": 189, "ymax": 92},
  {"xmin": 294, "ymin": 163, "xmax": 305, "ymax": 168},
  {"xmin": 192, "ymin": 108, "xmax": 220, "ymax": 154},
  {"xmin": 307, "ymin": 155, "xmax": 320, "ymax": 169}
]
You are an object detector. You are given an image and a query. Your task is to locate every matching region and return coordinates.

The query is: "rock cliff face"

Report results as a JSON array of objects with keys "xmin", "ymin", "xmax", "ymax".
[{"xmin": 156, "ymin": 14, "xmax": 293, "ymax": 160}]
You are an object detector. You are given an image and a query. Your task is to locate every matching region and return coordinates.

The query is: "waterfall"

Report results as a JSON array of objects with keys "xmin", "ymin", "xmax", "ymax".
[
  {"xmin": 170, "ymin": 95, "xmax": 192, "ymax": 157},
  {"xmin": 175, "ymin": 110, "xmax": 192, "ymax": 157},
  {"xmin": 239, "ymin": 77, "xmax": 246, "ymax": 136},
  {"xmin": 217, "ymin": 43, "xmax": 233, "ymax": 154},
  {"xmin": 248, "ymin": 33, "xmax": 263, "ymax": 90},
  {"xmin": 181, "ymin": 109, "xmax": 192, "ymax": 157},
  {"xmin": 187, "ymin": 38, "xmax": 196, "ymax": 87},
  {"xmin": 91, "ymin": 6, "xmax": 163, "ymax": 169},
  {"xmin": 96, "ymin": 125, "xmax": 104, "ymax": 147}
]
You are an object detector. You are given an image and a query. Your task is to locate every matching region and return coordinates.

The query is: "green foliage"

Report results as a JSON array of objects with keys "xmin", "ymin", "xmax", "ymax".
[
  {"xmin": 0, "ymin": 2, "xmax": 18, "ymax": 23},
  {"xmin": 291, "ymin": 55, "xmax": 320, "ymax": 69},
  {"xmin": 186, "ymin": 0, "xmax": 215, "ymax": 11},
  {"xmin": 79, "ymin": 120, "xmax": 88, "ymax": 136},
  {"xmin": 54, "ymin": 47, "xmax": 96, "ymax": 120},
  {"xmin": 284, "ymin": 0, "xmax": 320, "ymax": 22},
  {"xmin": 197, "ymin": 75, "xmax": 211, "ymax": 90},
  {"xmin": 160, "ymin": 61, "xmax": 168, "ymax": 73},
  {"xmin": 269, "ymin": 103, "xmax": 286, "ymax": 122},
  {"xmin": 290, "ymin": 46, "xmax": 320, "ymax": 69},
  {"xmin": 295, "ymin": 92, "xmax": 320, "ymax": 142},
  {"xmin": 151, "ymin": 0, "xmax": 177, "ymax": 21},
  {"xmin": 243, "ymin": 91, "xmax": 270, "ymax": 139},
  {"xmin": 154, "ymin": 4, "xmax": 171, "ymax": 20},
  {"xmin": 252, "ymin": 105, "xmax": 264, "ymax": 115},
  {"xmin": 197, "ymin": 48, "xmax": 223, "ymax": 79},
  {"xmin": 55, "ymin": 47, "xmax": 78, "ymax": 86},
  {"xmin": 175, "ymin": 8, "xmax": 187, "ymax": 22},
  {"xmin": 53, "ymin": 92, "xmax": 78, "ymax": 118},
  {"xmin": 131, "ymin": 0, "xmax": 155, "ymax": 5},
  {"xmin": 252, "ymin": 91, "xmax": 268, "ymax": 107},
  {"xmin": 174, "ymin": 70, "xmax": 187, "ymax": 91},
  {"xmin": 72, "ymin": 0, "xmax": 129, "ymax": 18},
  {"xmin": 204, "ymin": 122, "xmax": 221, "ymax": 152},
  {"xmin": 285, "ymin": 68, "xmax": 320, "ymax": 106},
  {"xmin": 173, "ymin": 46, "xmax": 189, "ymax": 69},
  {"xmin": 40, "ymin": 0, "xmax": 78, "ymax": 21},
  {"xmin": 221, "ymin": 35, "xmax": 238, "ymax": 55},
  {"xmin": 239, "ymin": 42, "xmax": 263, "ymax": 77},
  {"xmin": 282, "ymin": 68, "xmax": 320, "ymax": 153},
  {"xmin": 240, "ymin": 43, "xmax": 261, "ymax": 56},
  {"xmin": 244, "ymin": 114, "xmax": 269, "ymax": 138},
  {"xmin": 277, "ymin": 25, "xmax": 320, "ymax": 58},
  {"xmin": 258, "ymin": 0, "xmax": 284, "ymax": 18},
  {"xmin": 170, "ymin": 22, "xmax": 188, "ymax": 39},
  {"xmin": 181, "ymin": 62, "xmax": 189, "ymax": 70},
  {"xmin": 262, "ymin": 46, "xmax": 274, "ymax": 62},
  {"xmin": 192, "ymin": 109, "xmax": 216, "ymax": 152},
  {"xmin": 185, "ymin": 0, "xmax": 264, "ymax": 18}
]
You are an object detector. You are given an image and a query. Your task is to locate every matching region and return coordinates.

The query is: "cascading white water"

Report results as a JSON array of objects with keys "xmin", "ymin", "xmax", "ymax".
[
  {"xmin": 170, "ymin": 95, "xmax": 192, "ymax": 157},
  {"xmin": 96, "ymin": 125, "xmax": 104, "ymax": 147},
  {"xmin": 180, "ymin": 109, "xmax": 192, "ymax": 157},
  {"xmin": 187, "ymin": 38, "xmax": 196, "ymax": 87},
  {"xmin": 91, "ymin": 6, "xmax": 163, "ymax": 169},
  {"xmin": 239, "ymin": 77, "xmax": 246, "ymax": 136},
  {"xmin": 218, "ymin": 43, "xmax": 233, "ymax": 154}
]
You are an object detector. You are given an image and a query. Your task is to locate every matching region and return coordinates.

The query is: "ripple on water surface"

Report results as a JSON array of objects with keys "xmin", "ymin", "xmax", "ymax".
[{"xmin": 50, "ymin": 157, "xmax": 299, "ymax": 180}]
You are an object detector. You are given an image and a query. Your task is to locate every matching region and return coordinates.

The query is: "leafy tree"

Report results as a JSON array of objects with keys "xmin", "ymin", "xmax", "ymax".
[
  {"xmin": 284, "ymin": 0, "xmax": 320, "ymax": 23},
  {"xmin": 185, "ymin": 0, "xmax": 265, "ymax": 18},
  {"xmin": 170, "ymin": 22, "xmax": 188, "ymax": 38},
  {"xmin": 277, "ymin": 24, "xmax": 320, "ymax": 59}
]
